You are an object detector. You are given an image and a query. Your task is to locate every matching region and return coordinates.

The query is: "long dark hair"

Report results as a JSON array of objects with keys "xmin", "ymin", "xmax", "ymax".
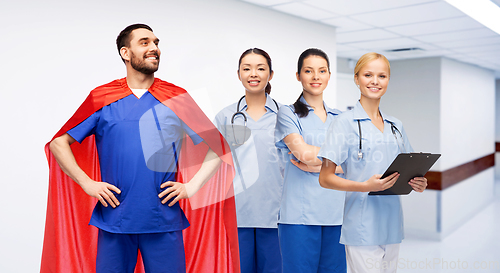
[
  {"xmin": 293, "ymin": 48, "xmax": 330, "ymax": 117},
  {"xmin": 238, "ymin": 48, "xmax": 273, "ymax": 94}
]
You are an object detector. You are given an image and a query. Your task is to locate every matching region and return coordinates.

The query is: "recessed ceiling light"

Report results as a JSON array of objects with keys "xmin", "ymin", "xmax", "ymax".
[
  {"xmin": 444, "ymin": 0, "xmax": 500, "ymax": 35},
  {"xmin": 385, "ymin": 47, "xmax": 424, "ymax": 53}
]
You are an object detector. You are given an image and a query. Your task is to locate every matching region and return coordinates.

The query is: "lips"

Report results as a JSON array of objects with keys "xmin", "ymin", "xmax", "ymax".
[
  {"xmin": 248, "ymin": 80, "xmax": 260, "ymax": 86},
  {"xmin": 368, "ymin": 87, "xmax": 380, "ymax": 92},
  {"xmin": 310, "ymin": 83, "xmax": 321, "ymax": 87},
  {"xmin": 144, "ymin": 53, "xmax": 159, "ymax": 61}
]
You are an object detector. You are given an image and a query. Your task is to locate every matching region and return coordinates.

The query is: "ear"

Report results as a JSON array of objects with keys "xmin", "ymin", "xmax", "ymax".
[
  {"xmin": 237, "ymin": 70, "xmax": 241, "ymax": 82},
  {"xmin": 268, "ymin": 70, "xmax": 274, "ymax": 81},
  {"xmin": 120, "ymin": 47, "xmax": 130, "ymax": 62},
  {"xmin": 296, "ymin": 72, "xmax": 300, "ymax": 81},
  {"xmin": 354, "ymin": 74, "xmax": 359, "ymax": 86}
]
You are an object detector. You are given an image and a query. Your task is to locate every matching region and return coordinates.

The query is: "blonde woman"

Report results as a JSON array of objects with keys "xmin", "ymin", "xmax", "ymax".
[{"xmin": 318, "ymin": 52, "xmax": 428, "ymax": 273}]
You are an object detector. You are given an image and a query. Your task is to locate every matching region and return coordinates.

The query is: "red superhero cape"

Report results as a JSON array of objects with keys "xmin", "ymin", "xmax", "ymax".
[{"xmin": 40, "ymin": 78, "xmax": 240, "ymax": 273}]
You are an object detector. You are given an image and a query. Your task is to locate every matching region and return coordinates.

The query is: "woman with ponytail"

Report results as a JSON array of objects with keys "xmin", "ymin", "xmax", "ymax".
[
  {"xmin": 215, "ymin": 48, "xmax": 283, "ymax": 273},
  {"xmin": 274, "ymin": 48, "xmax": 346, "ymax": 272}
]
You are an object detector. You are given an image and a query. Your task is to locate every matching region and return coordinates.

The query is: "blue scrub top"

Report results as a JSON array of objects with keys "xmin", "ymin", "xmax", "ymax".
[
  {"xmin": 214, "ymin": 95, "xmax": 284, "ymax": 228},
  {"xmin": 68, "ymin": 92, "xmax": 203, "ymax": 234},
  {"xmin": 275, "ymin": 96, "xmax": 345, "ymax": 226},
  {"xmin": 318, "ymin": 100, "xmax": 413, "ymax": 246}
]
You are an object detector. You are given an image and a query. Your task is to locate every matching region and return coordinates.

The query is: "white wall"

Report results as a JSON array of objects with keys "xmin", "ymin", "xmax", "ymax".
[
  {"xmin": 381, "ymin": 57, "xmax": 496, "ymax": 240},
  {"xmin": 336, "ymin": 73, "xmax": 360, "ymax": 111},
  {"xmin": 381, "ymin": 57, "xmax": 442, "ymax": 167},
  {"xmin": 401, "ymin": 190, "xmax": 440, "ymax": 240},
  {"xmin": 439, "ymin": 59, "xmax": 496, "ymax": 238},
  {"xmin": 0, "ymin": 1, "xmax": 337, "ymax": 272},
  {"xmin": 496, "ymin": 153, "xmax": 500, "ymax": 180},
  {"xmin": 441, "ymin": 169, "xmax": 495, "ymax": 236},
  {"xmin": 496, "ymin": 79, "xmax": 500, "ymax": 179},
  {"xmin": 335, "ymin": 57, "xmax": 359, "ymax": 111},
  {"xmin": 440, "ymin": 58, "xmax": 496, "ymax": 171},
  {"xmin": 496, "ymin": 79, "xmax": 500, "ymax": 142}
]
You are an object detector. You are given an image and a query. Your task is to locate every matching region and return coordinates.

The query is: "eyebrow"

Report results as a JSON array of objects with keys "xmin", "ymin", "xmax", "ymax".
[
  {"xmin": 138, "ymin": 37, "xmax": 160, "ymax": 43},
  {"xmin": 303, "ymin": 66, "xmax": 328, "ymax": 69},
  {"xmin": 364, "ymin": 70, "xmax": 387, "ymax": 74},
  {"xmin": 241, "ymin": 63, "xmax": 267, "ymax": 66}
]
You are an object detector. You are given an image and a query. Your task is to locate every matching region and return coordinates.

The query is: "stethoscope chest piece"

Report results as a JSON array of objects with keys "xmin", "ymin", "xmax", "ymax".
[{"xmin": 229, "ymin": 113, "xmax": 252, "ymax": 146}]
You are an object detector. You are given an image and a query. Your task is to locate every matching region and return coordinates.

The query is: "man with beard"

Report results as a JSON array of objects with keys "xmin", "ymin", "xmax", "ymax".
[{"xmin": 42, "ymin": 24, "xmax": 239, "ymax": 273}]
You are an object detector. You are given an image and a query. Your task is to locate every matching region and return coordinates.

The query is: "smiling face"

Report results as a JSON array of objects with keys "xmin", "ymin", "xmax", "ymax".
[
  {"xmin": 296, "ymin": 55, "xmax": 331, "ymax": 96},
  {"xmin": 238, "ymin": 53, "xmax": 273, "ymax": 94},
  {"xmin": 355, "ymin": 58, "xmax": 390, "ymax": 101},
  {"xmin": 121, "ymin": 28, "xmax": 160, "ymax": 75}
]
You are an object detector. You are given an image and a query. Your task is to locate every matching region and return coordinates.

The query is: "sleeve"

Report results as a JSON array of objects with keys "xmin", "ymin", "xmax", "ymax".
[
  {"xmin": 274, "ymin": 105, "xmax": 301, "ymax": 149},
  {"xmin": 66, "ymin": 110, "xmax": 100, "ymax": 143},
  {"xmin": 318, "ymin": 117, "xmax": 350, "ymax": 166},
  {"xmin": 213, "ymin": 110, "xmax": 227, "ymax": 138},
  {"xmin": 181, "ymin": 120, "xmax": 204, "ymax": 145}
]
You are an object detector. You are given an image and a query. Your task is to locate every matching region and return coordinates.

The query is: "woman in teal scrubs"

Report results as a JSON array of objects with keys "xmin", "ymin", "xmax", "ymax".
[
  {"xmin": 275, "ymin": 48, "xmax": 346, "ymax": 272},
  {"xmin": 215, "ymin": 48, "xmax": 283, "ymax": 273},
  {"xmin": 318, "ymin": 52, "xmax": 428, "ymax": 273}
]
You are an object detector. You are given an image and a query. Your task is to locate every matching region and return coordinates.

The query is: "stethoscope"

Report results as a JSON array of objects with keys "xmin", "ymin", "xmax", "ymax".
[
  {"xmin": 357, "ymin": 120, "xmax": 407, "ymax": 160},
  {"xmin": 231, "ymin": 95, "xmax": 279, "ymax": 146}
]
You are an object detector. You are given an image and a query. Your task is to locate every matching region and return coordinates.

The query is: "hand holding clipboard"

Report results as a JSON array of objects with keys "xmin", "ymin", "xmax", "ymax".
[{"xmin": 369, "ymin": 153, "xmax": 441, "ymax": 195}]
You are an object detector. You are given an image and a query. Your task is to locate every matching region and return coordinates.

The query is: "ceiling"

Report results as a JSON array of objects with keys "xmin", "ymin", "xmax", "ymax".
[{"xmin": 240, "ymin": 0, "xmax": 500, "ymax": 78}]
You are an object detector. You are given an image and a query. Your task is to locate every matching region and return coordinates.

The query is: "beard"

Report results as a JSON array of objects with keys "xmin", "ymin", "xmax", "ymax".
[{"xmin": 130, "ymin": 51, "xmax": 160, "ymax": 75}]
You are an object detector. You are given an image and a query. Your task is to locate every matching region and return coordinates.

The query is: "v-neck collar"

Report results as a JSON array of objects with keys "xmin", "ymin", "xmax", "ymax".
[
  {"xmin": 238, "ymin": 94, "xmax": 279, "ymax": 114},
  {"xmin": 298, "ymin": 96, "xmax": 341, "ymax": 124},
  {"xmin": 298, "ymin": 96, "xmax": 341, "ymax": 116},
  {"xmin": 352, "ymin": 100, "xmax": 399, "ymax": 133},
  {"xmin": 352, "ymin": 100, "xmax": 396, "ymax": 124}
]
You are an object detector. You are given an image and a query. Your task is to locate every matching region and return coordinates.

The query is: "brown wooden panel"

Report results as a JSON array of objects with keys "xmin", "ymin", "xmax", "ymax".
[
  {"xmin": 425, "ymin": 171, "xmax": 442, "ymax": 190},
  {"xmin": 496, "ymin": 142, "xmax": 500, "ymax": 152},
  {"xmin": 424, "ymin": 153, "xmax": 495, "ymax": 191}
]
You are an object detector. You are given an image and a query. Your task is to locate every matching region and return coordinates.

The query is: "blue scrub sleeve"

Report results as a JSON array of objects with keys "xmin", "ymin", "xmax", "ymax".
[
  {"xmin": 213, "ymin": 112, "xmax": 226, "ymax": 137},
  {"xmin": 180, "ymin": 120, "xmax": 203, "ymax": 145},
  {"xmin": 67, "ymin": 111, "xmax": 100, "ymax": 143},
  {"xmin": 318, "ymin": 118, "xmax": 350, "ymax": 166},
  {"xmin": 274, "ymin": 106, "xmax": 301, "ymax": 149}
]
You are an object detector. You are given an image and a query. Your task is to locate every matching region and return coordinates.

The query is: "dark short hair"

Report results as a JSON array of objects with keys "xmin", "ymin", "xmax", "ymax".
[{"xmin": 116, "ymin": 24, "xmax": 153, "ymax": 63}]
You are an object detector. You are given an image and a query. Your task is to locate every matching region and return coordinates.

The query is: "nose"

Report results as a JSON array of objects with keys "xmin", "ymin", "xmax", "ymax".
[
  {"xmin": 149, "ymin": 43, "xmax": 159, "ymax": 52},
  {"xmin": 371, "ymin": 76, "xmax": 378, "ymax": 85},
  {"xmin": 250, "ymin": 69, "xmax": 257, "ymax": 77},
  {"xmin": 312, "ymin": 72, "xmax": 319, "ymax": 80}
]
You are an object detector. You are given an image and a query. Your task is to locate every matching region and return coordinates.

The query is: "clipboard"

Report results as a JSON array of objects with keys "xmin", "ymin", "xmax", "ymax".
[{"xmin": 369, "ymin": 153, "xmax": 441, "ymax": 196}]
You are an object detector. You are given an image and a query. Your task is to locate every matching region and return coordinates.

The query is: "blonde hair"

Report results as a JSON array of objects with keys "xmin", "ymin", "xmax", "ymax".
[{"xmin": 354, "ymin": 52, "xmax": 391, "ymax": 77}]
